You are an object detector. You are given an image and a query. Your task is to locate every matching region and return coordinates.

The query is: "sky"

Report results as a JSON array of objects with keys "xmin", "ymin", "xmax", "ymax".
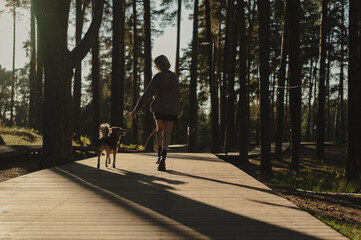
[{"xmin": 0, "ymin": 3, "xmax": 193, "ymax": 74}]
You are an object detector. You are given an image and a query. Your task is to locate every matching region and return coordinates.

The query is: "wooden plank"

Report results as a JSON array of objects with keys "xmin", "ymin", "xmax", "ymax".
[{"xmin": 0, "ymin": 153, "xmax": 347, "ymax": 239}]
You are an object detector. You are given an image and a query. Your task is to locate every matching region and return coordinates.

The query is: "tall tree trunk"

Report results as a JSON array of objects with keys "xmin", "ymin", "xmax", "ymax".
[
  {"xmin": 333, "ymin": 89, "xmax": 340, "ymax": 142},
  {"xmin": 346, "ymin": 0, "xmax": 361, "ymax": 180},
  {"xmin": 132, "ymin": 0, "xmax": 139, "ymax": 144},
  {"xmin": 226, "ymin": 0, "xmax": 238, "ymax": 152},
  {"xmin": 270, "ymin": 69, "xmax": 276, "ymax": 141},
  {"xmin": 220, "ymin": 2, "xmax": 227, "ymax": 148},
  {"xmin": 111, "ymin": 0, "xmax": 123, "ymax": 127},
  {"xmin": 257, "ymin": 0, "xmax": 272, "ymax": 177},
  {"xmin": 119, "ymin": 0, "xmax": 125, "ymax": 129},
  {"xmin": 204, "ymin": 0, "xmax": 219, "ymax": 153},
  {"xmin": 217, "ymin": 22, "xmax": 223, "ymax": 143},
  {"xmin": 172, "ymin": 0, "xmax": 182, "ymax": 144},
  {"xmin": 275, "ymin": 0, "xmax": 288, "ymax": 161},
  {"xmin": 306, "ymin": 58, "xmax": 313, "ymax": 142},
  {"xmin": 287, "ymin": 0, "xmax": 301, "ymax": 172},
  {"xmin": 339, "ymin": 0, "xmax": 345, "ymax": 144},
  {"xmin": 175, "ymin": 0, "xmax": 181, "ymax": 77},
  {"xmin": 237, "ymin": 0, "xmax": 248, "ymax": 163},
  {"xmin": 188, "ymin": 0, "xmax": 199, "ymax": 152},
  {"xmin": 33, "ymin": 0, "xmax": 105, "ymax": 167},
  {"xmin": 73, "ymin": 0, "xmax": 86, "ymax": 141},
  {"xmin": 284, "ymin": 71, "xmax": 289, "ymax": 141},
  {"xmin": 246, "ymin": 0, "xmax": 255, "ymax": 147},
  {"xmin": 91, "ymin": 1, "xmax": 101, "ymax": 145},
  {"xmin": 10, "ymin": 1, "xmax": 16, "ymax": 127},
  {"xmin": 143, "ymin": 0, "xmax": 153, "ymax": 151},
  {"xmin": 312, "ymin": 62, "xmax": 318, "ymax": 141},
  {"xmin": 325, "ymin": 33, "xmax": 331, "ymax": 141},
  {"xmin": 225, "ymin": 0, "xmax": 237, "ymax": 153},
  {"xmin": 316, "ymin": 0, "xmax": 327, "ymax": 162},
  {"xmin": 34, "ymin": 27, "xmax": 43, "ymax": 132},
  {"xmin": 29, "ymin": 2, "xmax": 36, "ymax": 129}
]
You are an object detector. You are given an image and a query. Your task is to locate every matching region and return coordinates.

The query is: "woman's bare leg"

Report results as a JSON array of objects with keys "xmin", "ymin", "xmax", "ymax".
[
  {"xmin": 158, "ymin": 120, "xmax": 174, "ymax": 171},
  {"xmin": 155, "ymin": 119, "xmax": 164, "ymax": 148},
  {"xmin": 163, "ymin": 120, "xmax": 175, "ymax": 151}
]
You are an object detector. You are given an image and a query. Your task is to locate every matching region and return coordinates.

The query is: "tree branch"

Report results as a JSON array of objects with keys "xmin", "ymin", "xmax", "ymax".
[{"xmin": 69, "ymin": 0, "xmax": 105, "ymax": 68}]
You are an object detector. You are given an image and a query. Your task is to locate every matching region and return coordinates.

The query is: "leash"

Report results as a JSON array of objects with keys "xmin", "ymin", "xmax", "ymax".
[{"xmin": 143, "ymin": 102, "xmax": 187, "ymax": 149}]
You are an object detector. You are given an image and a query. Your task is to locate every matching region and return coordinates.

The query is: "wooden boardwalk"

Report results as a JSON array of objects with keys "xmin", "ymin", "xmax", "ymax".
[{"xmin": 0, "ymin": 153, "xmax": 347, "ymax": 240}]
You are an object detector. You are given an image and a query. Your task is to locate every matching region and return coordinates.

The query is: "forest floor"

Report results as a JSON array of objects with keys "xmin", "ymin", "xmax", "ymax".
[
  {"xmin": 226, "ymin": 144, "xmax": 361, "ymax": 239},
  {"xmin": 0, "ymin": 143, "xmax": 360, "ymax": 239}
]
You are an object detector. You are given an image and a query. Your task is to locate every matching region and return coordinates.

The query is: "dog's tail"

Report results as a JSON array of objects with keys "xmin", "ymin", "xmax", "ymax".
[{"xmin": 99, "ymin": 123, "xmax": 110, "ymax": 139}]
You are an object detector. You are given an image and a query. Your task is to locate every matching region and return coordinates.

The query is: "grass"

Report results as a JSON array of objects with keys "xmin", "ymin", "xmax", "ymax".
[
  {"xmin": 245, "ymin": 145, "xmax": 361, "ymax": 239},
  {"xmin": 307, "ymin": 209, "xmax": 361, "ymax": 240},
  {"xmin": 119, "ymin": 143, "xmax": 144, "ymax": 151},
  {"xmin": 271, "ymin": 167, "xmax": 360, "ymax": 193},
  {"xmin": 0, "ymin": 127, "xmax": 42, "ymax": 145}
]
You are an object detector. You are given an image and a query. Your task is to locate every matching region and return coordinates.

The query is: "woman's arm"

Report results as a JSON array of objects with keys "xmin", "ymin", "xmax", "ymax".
[{"xmin": 131, "ymin": 74, "xmax": 160, "ymax": 119}]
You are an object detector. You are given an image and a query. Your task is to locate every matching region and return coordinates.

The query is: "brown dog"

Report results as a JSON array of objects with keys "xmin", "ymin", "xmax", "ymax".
[{"xmin": 97, "ymin": 123, "xmax": 126, "ymax": 169}]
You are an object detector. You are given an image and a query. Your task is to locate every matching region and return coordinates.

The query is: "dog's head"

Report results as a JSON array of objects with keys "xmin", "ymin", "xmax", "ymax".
[{"xmin": 111, "ymin": 127, "xmax": 126, "ymax": 138}]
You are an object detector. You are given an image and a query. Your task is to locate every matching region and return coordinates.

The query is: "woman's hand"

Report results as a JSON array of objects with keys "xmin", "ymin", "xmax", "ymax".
[
  {"xmin": 177, "ymin": 109, "xmax": 184, "ymax": 119},
  {"xmin": 130, "ymin": 110, "xmax": 138, "ymax": 119}
]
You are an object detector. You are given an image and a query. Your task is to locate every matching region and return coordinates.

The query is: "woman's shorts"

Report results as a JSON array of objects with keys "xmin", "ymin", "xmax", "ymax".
[{"xmin": 153, "ymin": 112, "xmax": 178, "ymax": 122}]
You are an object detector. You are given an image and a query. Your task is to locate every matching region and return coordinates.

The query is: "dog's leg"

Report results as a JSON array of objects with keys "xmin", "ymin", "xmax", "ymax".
[
  {"xmin": 105, "ymin": 153, "xmax": 109, "ymax": 168},
  {"xmin": 97, "ymin": 149, "xmax": 100, "ymax": 169},
  {"xmin": 113, "ymin": 151, "xmax": 116, "ymax": 168}
]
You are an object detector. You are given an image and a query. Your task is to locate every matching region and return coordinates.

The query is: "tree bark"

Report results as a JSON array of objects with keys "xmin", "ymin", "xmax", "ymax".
[
  {"xmin": 143, "ymin": 0, "xmax": 153, "ymax": 151},
  {"xmin": 29, "ymin": 2, "xmax": 36, "ymax": 129},
  {"xmin": 257, "ymin": 0, "xmax": 273, "ymax": 177},
  {"xmin": 312, "ymin": 62, "xmax": 318, "ymax": 141},
  {"xmin": 275, "ymin": 0, "xmax": 288, "ymax": 162},
  {"xmin": 287, "ymin": 0, "xmax": 301, "ymax": 172},
  {"xmin": 91, "ymin": 1, "xmax": 101, "ymax": 145},
  {"xmin": 111, "ymin": 0, "xmax": 123, "ymax": 127},
  {"xmin": 188, "ymin": 0, "xmax": 199, "ymax": 152},
  {"xmin": 34, "ymin": 27, "xmax": 43, "ymax": 132},
  {"xmin": 246, "ymin": 0, "xmax": 255, "ymax": 147},
  {"xmin": 33, "ymin": 0, "xmax": 105, "ymax": 167},
  {"xmin": 73, "ymin": 0, "xmax": 86, "ymax": 141},
  {"xmin": 225, "ymin": 0, "xmax": 237, "ymax": 153},
  {"xmin": 132, "ymin": 0, "xmax": 139, "ymax": 144},
  {"xmin": 339, "ymin": 0, "xmax": 345, "ymax": 144},
  {"xmin": 120, "ymin": 0, "xmax": 125, "ymax": 128},
  {"xmin": 346, "ymin": 0, "xmax": 361, "ymax": 180},
  {"xmin": 172, "ymin": 0, "xmax": 182, "ymax": 145},
  {"xmin": 316, "ymin": 0, "xmax": 327, "ymax": 162},
  {"xmin": 306, "ymin": 58, "xmax": 313, "ymax": 142},
  {"xmin": 237, "ymin": 0, "xmax": 248, "ymax": 163},
  {"xmin": 175, "ymin": 0, "xmax": 182, "ymax": 77},
  {"xmin": 10, "ymin": 1, "xmax": 16, "ymax": 127},
  {"xmin": 220, "ymin": 1, "xmax": 228, "ymax": 148},
  {"xmin": 204, "ymin": 0, "xmax": 219, "ymax": 153},
  {"xmin": 325, "ymin": 34, "xmax": 331, "ymax": 141}
]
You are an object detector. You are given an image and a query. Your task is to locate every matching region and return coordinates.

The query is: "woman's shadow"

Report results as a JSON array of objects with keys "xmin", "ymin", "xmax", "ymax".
[{"xmin": 52, "ymin": 161, "xmax": 321, "ymax": 240}]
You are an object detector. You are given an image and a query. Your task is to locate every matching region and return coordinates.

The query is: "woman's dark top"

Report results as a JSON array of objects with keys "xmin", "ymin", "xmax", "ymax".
[{"xmin": 134, "ymin": 70, "xmax": 181, "ymax": 116}]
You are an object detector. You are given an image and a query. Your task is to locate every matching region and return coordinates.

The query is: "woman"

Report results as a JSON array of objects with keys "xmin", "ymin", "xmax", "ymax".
[{"xmin": 130, "ymin": 55, "xmax": 182, "ymax": 171}]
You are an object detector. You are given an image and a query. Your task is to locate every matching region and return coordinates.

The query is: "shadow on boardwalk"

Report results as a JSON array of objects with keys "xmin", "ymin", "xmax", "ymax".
[{"xmin": 52, "ymin": 160, "xmax": 321, "ymax": 240}]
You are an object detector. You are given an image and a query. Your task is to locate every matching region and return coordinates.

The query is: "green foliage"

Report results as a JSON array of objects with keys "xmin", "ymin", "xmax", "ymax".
[
  {"xmin": 307, "ymin": 210, "xmax": 361, "ymax": 240},
  {"xmin": 0, "ymin": 63, "xmax": 30, "ymax": 127},
  {"xmin": 196, "ymin": 111, "xmax": 211, "ymax": 151},
  {"xmin": 0, "ymin": 127, "xmax": 42, "ymax": 145},
  {"xmin": 119, "ymin": 143, "xmax": 144, "ymax": 151},
  {"xmin": 271, "ymin": 166, "xmax": 360, "ymax": 193}
]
